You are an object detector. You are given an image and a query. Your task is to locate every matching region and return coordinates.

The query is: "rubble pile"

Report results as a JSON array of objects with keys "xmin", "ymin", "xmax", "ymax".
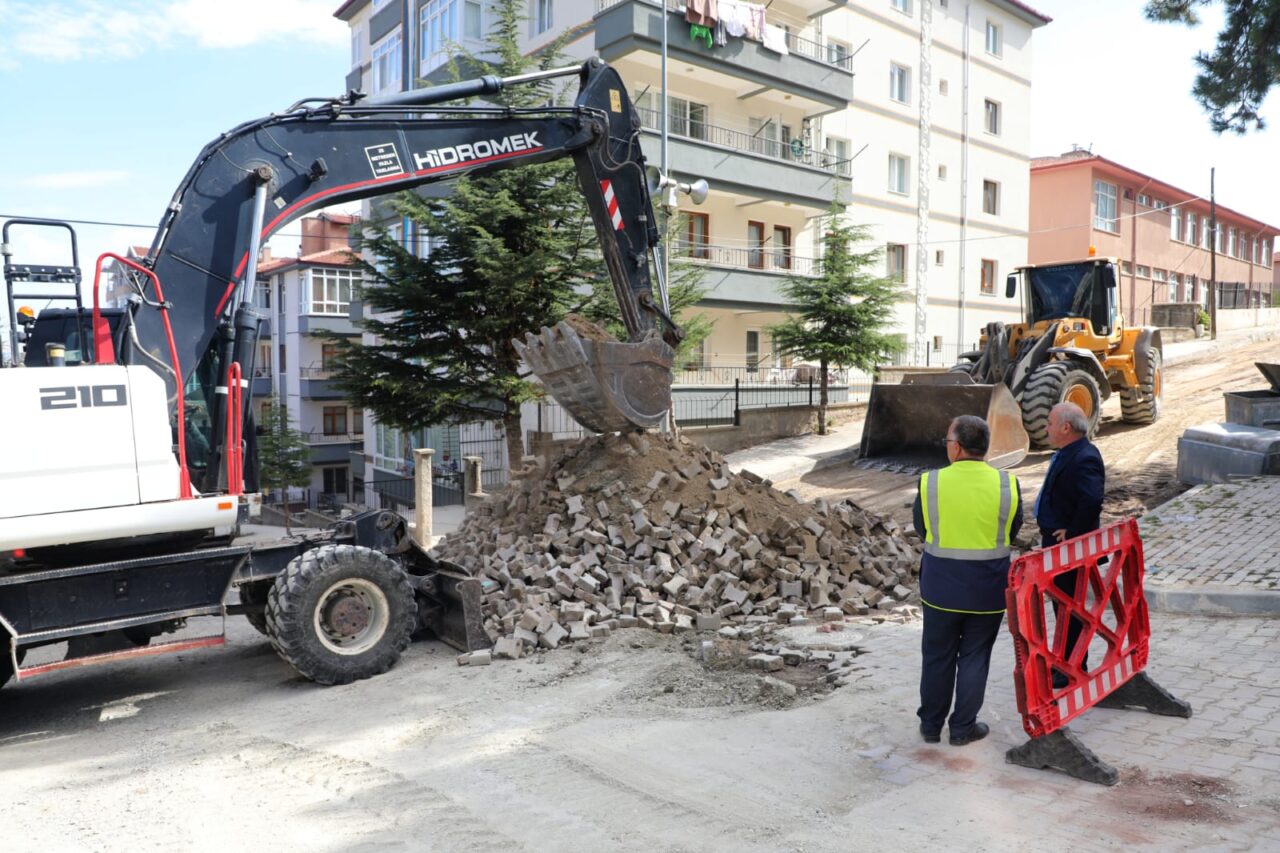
[{"xmin": 433, "ymin": 431, "xmax": 923, "ymax": 661}]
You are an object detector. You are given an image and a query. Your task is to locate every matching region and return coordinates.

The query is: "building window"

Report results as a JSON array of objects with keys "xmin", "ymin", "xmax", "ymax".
[
  {"xmin": 674, "ymin": 99, "xmax": 710, "ymax": 141},
  {"xmin": 983, "ymin": 99, "xmax": 1001, "ymax": 135},
  {"xmin": 889, "ymin": 63, "xmax": 911, "ymax": 104},
  {"xmin": 888, "ymin": 153, "xmax": 910, "ymax": 195},
  {"xmin": 1137, "ymin": 193, "xmax": 1150, "ymax": 207},
  {"xmin": 886, "ymin": 244, "xmax": 907, "ymax": 282},
  {"xmin": 939, "ymin": 79, "xmax": 949, "ymax": 95},
  {"xmin": 1228, "ymin": 227, "xmax": 1237, "ymax": 257},
  {"xmin": 307, "ymin": 268, "xmax": 361, "ymax": 315},
  {"xmin": 350, "ymin": 22, "xmax": 367, "ymax": 69},
  {"xmin": 935, "ymin": 249, "xmax": 945, "ymax": 266},
  {"xmin": 532, "ymin": 0, "xmax": 553, "ymax": 35},
  {"xmin": 1255, "ymin": 237, "xmax": 1263, "ymax": 264},
  {"xmin": 1153, "ymin": 199, "xmax": 1167, "ymax": 211},
  {"xmin": 933, "ymin": 336, "xmax": 943, "ymax": 352},
  {"xmin": 253, "ymin": 279, "xmax": 271, "ymax": 311},
  {"xmin": 1216, "ymin": 224, "xmax": 1225, "ymax": 253},
  {"xmin": 683, "ymin": 212, "xmax": 710, "ymax": 260},
  {"xmin": 980, "ymin": 259, "xmax": 997, "ymax": 294},
  {"xmin": 982, "ymin": 180, "xmax": 1000, "ymax": 215},
  {"xmin": 985, "ymin": 20, "xmax": 1002, "ymax": 56},
  {"xmin": 1121, "ymin": 261, "xmax": 1133, "ymax": 275},
  {"xmin": 322, "ymin": 466, "xmax": 349, "ymax": 497},
  {"xmin": 1094, "ymin": 180, "xmax": 1118, "ymax": 232},
  {"xmin": 772, "ymin": 226, "xmax": 793, "ymax": 271},
  {"xmin": 465, "ymin": 0, "xmax": 483, "ymax": 39},
  {"xmin": 746, "ymin": 330, "xmax": 760, "ymax": 372},
  {"xmin": 1171, "ymin": 209, "xmax": 1184, "ymax": 242},
  {"xmin": 891, "ymin": 0, "xmax": 912, "ymax": 13},
  {"xmin": 824, "ymin": 135, "xmax": 851, "ymax": 176},
  {"xmin": 937, "ymin": 163, "xmax": 947, "ymax": 181},
  {"xmin": 352, "ymin": 408, "xmax": 364, "ymax": 436},
  {"xmin": 1169, "ymin": 273, "xmax": 1181, "ymax": 302},
  {"xmin": 747, "ymin": 221, "xmax": 766, "ymax": 269},
  {"xmin": 1186, "ymin": 212, "xmax": 1198, "ymax": 245},
  {"xmin": 1263, "ymin": 240, "xmax": 1272, "ymax": 266},
  {"xmin": 371, "ymin": 29, "xmax": 402, "ymax": 95},
  {"xmin": 323, "ymin": 406, "xmax": 348, "ymax": 436},
  {"xmin": 321, "ymin": 342, "xmax": 341, "ymax": 369},
  {"xmin": 1136, "ymin": 265, "xmax": 1151, "ymax": 278},
  {"xmin": 827, "ymin": 39, "xmax": 850, "ymax": 67},
  {"xmin": 420, "ymin": 0, "xmax": 460, "ymax": 73}
]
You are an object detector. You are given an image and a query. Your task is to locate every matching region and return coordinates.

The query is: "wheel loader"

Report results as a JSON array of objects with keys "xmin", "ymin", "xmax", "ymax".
[
  {"xmin": 860, "ymin": 256, "xmax": 1163, "ymax": 471},
  {"xmin": 0, "ymin": 58, "xmax": 688, "ymax": 692}
]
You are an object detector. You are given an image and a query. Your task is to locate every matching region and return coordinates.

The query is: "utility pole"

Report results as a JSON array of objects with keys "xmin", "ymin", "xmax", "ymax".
[{"xmin": 1209, "ymin": 167, "xmax": 1217, "ymax": 341}]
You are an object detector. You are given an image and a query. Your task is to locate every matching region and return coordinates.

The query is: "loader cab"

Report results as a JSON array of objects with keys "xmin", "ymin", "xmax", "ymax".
[{"xmin": 1013, "ymin": 259, "xmax": 1120, "ymax": 340}]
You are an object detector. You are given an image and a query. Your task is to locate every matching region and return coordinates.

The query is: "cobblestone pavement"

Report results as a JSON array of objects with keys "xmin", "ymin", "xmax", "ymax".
[
  {"xmin": 1139, "ymin": 478, "xmax": 1280, "ymax": 607},
  {"xmin": 837, "ymin": 613, "xmax": 1280, "ymax": 851}
]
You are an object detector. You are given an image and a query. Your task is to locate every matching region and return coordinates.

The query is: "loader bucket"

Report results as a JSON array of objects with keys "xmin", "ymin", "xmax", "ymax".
[
  {"xmin": 419, "ymin": 563, "xmax": 492, "ymax": 653},
  {"xmin": 858, "ymin": 374, "xmax": 1029, "ymax": 472},
  {"xmin": 514, "ymin": 316, "xmax": 674, "ymax": 433}
]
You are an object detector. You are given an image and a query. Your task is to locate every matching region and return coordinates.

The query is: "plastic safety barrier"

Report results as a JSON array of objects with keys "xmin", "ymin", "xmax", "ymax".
[
  {"xmin": 1006, "ymin": 518, "xmax": 1149, "ymax": 738},
  {"xmin": 1004, "ymin": 518, "xmax": 1192, "ymax": 785}
]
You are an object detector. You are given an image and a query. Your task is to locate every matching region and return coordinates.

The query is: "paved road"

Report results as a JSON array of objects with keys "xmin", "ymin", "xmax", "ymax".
[{"xmin": 2, "ymin": 610, "xmax": 1276, "ymax": 851}]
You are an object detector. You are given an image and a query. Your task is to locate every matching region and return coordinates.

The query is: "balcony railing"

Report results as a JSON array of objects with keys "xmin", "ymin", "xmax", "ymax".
[
  {"xmin": 634, "ymin": 106, "xmax": 850, "ymax": 176},
  {"xmin": 299, "ymin": 365, "xmax": 338, "ymax": 379},
  {"xmin": 595, "ymin": 0, "xmax": 853, "ymax": 71},
  {"xmin": 671, "ymin": 239, "xmax": 820, "ymax": 277},
  {"xmin": 671, "ymin": 362, "xmax": 865, "ymax": 386},
  {"xmin": 304, "ymin": 431, "xmax": 363, "ymax": 444}
]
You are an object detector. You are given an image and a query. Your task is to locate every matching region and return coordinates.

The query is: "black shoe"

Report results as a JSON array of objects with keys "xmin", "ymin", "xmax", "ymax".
[
  {"xmin": 949, "ymin": 722, "xmax": 990, "ymax": 747},
  {"xmin": 920, "ymin": 724, "xmax": 941, "ymax": 744}
]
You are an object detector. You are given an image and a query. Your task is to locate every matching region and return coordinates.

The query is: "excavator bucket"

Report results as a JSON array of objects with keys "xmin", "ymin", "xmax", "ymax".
[
  {"xmin": 514, "ymin": 316, "xmax": 674, "ymax": 433},
  {"xmin": 858, "ymin": 373, "xmax": 1029, "ymax": 472}
]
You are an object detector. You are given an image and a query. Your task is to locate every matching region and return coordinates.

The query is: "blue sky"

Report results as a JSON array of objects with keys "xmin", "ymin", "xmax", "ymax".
[{"xmin": 1, "ymin": 0, "xmax": 1276, "ymax": 342}]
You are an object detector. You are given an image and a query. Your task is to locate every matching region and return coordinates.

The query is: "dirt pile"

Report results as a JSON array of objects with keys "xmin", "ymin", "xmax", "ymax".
[{"xmin": 432, "ymin": 431, "xmax": 923, "ymax": 658}]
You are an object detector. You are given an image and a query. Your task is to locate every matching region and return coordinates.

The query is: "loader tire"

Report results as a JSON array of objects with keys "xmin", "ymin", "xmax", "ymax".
[
  {"xmin": 1120, "ymin": 347, "xmax": 1162, "ymax": 425},
  {"xmin": 238, "ymin": 581, "xmax": 272, "ymax": 636},
  {"xmin": 948, "ymin": 362, "xmax": 977, "ymax": 377},
  {"xmin": 265, "ymin": 545, "xmax": 416, "ymax": 686},
  {"xmin": 1022, "ymin": 361, "xmax": 1102, "ymax": 448}
]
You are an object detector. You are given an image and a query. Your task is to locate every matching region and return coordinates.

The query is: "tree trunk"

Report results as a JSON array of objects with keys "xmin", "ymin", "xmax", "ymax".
[
  {"xmin": 502, "ymin": 403, "xmax": 525, "ymax": 475},
  {"xmin": 818, "ymin": 358, "xmax": 830, "ymax": 436}
]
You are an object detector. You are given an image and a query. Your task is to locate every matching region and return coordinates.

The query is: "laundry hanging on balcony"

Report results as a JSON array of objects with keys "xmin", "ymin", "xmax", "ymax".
[
  {"xmin": 761, "ymin": 23, "xmax": 788, "ymax": 55},
  {"xmin": 717, "ymin": 0, "xmax": 766, "ymax": 41},
  {"xmin": 684, "ymin": 0, "xmax": 717, "ymax": 27}
]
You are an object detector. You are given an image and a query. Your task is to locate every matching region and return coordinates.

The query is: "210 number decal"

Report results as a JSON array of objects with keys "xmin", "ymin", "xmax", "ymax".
[{"xmin": 39, "ymin": 384, "xmax": 128, "ymax": 410}]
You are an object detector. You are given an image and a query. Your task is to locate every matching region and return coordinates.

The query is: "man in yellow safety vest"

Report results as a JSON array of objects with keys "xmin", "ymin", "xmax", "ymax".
[{"xmin": 912, "ymin": 414, "xmax": 1023, "ymax": 746}]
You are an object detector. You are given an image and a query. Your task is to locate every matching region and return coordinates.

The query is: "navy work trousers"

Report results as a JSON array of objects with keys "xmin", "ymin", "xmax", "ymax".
[
  {"xmin": 917, "ymin": 605, "xmax": 1004, "ymax": 738},
  {"xmin": 1042, "ymin": 532, "xmax": 1090, "ymax": 673}
]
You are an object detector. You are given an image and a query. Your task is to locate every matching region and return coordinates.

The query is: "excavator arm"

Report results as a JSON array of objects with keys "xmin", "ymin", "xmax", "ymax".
[{"xmin": 117, "ymin": 59, "xmax": 678, "ymax": 488}]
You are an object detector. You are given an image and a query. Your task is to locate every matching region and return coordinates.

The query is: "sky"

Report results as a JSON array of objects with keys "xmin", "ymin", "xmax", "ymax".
[{"xmin": 1, "ymin": 0, "xmax": 1277, "ymax": 349}]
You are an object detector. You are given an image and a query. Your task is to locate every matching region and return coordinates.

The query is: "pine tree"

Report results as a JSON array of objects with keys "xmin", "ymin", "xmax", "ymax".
[
  {"xmin": 769, "ymin": 202, "xmax": 905, "ymax": 435},
  {"xmin": 332, "ymin": 0, "xmax": 598, "ymax": 471},
  {"xmin": 1145, "ymin": 1, "xmax": 1280, "ymax": 133},
  {"xmin": 257, "ymin": 398, "xmax": 312, "ymax": 533}
]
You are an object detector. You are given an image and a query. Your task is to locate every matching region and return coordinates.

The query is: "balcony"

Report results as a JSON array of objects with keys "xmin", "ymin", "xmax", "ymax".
[
  {"xmin": 304, "ymin": 431, "xmax": 363, "ymax": 464},
  {"xmin": 671, "ymin": 240, "xmax": 817, "ymax": 308},
  {"xmin": 594, "ymin": 0, "xmax": 853, "ymax": 111},
  {"xmin": 299, "ymin": 365, "xmax": 345, "ymax": 400},
  {"xmin": 250, "ymin": 366, "xmax": 273, "ymax": 398},
  {"xmin": 298, "ymin": 313, "xmax": 359, "ymax": 335},
  {"xmin": 633, "ymin": 107, "xmax": 850, "ymax": 207}
]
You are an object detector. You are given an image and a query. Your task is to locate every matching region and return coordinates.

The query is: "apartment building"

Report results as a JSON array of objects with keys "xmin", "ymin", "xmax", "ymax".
[
  {"xmin": 1030, "ymin": 151, "xmax": 1278, "ymax": 325},
  {"xmin": 256, "ymin": 213, "xmax": 366, "ymax": 509}
]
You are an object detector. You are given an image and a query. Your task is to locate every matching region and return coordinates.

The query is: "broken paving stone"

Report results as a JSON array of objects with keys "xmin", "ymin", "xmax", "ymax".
[{"xmin": 747, "ymin": 653, "xmax": 784, "ymax": 672}]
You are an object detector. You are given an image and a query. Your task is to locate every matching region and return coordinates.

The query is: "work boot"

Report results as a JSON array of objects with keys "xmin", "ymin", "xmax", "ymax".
[
  {"xmin": 919, "ymin": 723, "xmax": 941, "ymax": 744},
  {"xmin": 949, "ymin": 722, "xmax": 990, "ymax": 747}
]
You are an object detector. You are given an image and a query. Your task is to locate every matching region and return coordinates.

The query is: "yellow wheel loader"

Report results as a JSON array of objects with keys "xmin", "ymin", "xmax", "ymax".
[{"xmin": 860, "ymin": 257, "xmax": 1163, "ymax": 471}]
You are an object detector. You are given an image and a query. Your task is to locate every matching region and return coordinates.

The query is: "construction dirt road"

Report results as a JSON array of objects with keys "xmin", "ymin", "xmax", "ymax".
[{"xmin": 782, "ymin": 336, "xmax": 1280, "ymax": 531}]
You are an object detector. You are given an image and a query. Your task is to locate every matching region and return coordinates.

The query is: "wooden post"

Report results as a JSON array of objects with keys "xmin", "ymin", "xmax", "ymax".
[{"xmin": 412, "ymin": 447, "xmax": 434, "ymax": 548}]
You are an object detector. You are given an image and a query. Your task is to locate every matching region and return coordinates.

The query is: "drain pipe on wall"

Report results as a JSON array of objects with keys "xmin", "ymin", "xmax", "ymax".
[{"xmin": 913, "ymin": 0, "xmax": 934, "ymax": 365}]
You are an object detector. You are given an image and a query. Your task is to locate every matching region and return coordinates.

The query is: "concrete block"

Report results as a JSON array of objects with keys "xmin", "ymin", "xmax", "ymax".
[
  {"xmin": 540, "ymin": 622, "xmax": 568, "ymax": 649},
  {"xmin": 747, "ymin": 653, "xmax": 784, "ymax": 672},
  {"xmin": 696, "ymin": 612, "xmax": 722, "ymax": 631},
  {"xmin": 494, "ymin": 637, "xmax": 523, "ymax": 660}
]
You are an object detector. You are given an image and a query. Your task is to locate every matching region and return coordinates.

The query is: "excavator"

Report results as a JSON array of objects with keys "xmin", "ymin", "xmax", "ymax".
[
  {"xmin": 0, "ymin": 58, "xmax": 687, "ymax": 690},
  {"xmin": 859, "ymin": 255, "xmax": 1163, "ymax": 472}
]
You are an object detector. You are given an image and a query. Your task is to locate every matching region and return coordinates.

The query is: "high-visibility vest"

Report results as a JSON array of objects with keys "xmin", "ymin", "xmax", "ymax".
[{"xmin": 920, "ymin": 460, "xmax": 1019, "ymax": 560}]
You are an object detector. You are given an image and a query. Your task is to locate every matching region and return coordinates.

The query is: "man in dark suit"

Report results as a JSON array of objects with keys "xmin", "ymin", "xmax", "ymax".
[{"xmin": 1034, "ymin": 402, "xmax": 1105, "ymax": 686}]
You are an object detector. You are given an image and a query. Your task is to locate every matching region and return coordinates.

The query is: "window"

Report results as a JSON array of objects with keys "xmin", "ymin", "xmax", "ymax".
[
  {"xmin": 1093, "ymin": 180, "xmax": 1118, "ymax": 232},
  {"xmin": 772, "ymin": 226, "xmax": 793, "ymax": 271},
  {"xmin": 420, "ymin": 0, "xmax": 460, "ymax": 72},
  {"xmin": 1263, "ymin": 240, "xmax": 1272, "ymax": 267},
  {"xmin": 1153, "ymin": 199, "xmax": 1167, "ymax": 211},
  {"xmin": 374, "ymin": 423, "xmax": 406, "ymax": 471},
  {"xmin": 1216, "ymin": 223, "xmax": 1225, "ymax": 253},
  {"xmin": 935, "ymin": 249, "xmax": 945, "ymax": 266},
  {"xmin": 825, "ymin": 135, "xmax": 851, "ymax": 176},
  {"xmin": 1171, "ymin": 209, "xmax": 1183, "ymax": 242},
  {"xmin": 675, "ymin": 98, "xmax": 710, "ymax": 141},
  {"xmin": 532, "ymin": 0, "xmax": 553, "ymax": 35},
  {"xmin": 939, "ymin": 79, "xmax": 949, "ymax": 95},
  {"xmin": 886, "ymin": 244, "xmax": 907, "ymax": 282},
  {"xmin": 465, "ymin": 0, "xmax": 482, "ymax": 39},
  {"xmin": 980, "ymin": 259, "xmax": 997, "ymax": 294},
  {"xmin": 682, "ymin": 338, "xmax": 706, "ymax": 371},
  {"xmin": 747, "ymin": 221, "xmax": 766, "ymax": 269},
  {"xmin": 891, "ymin": 0, "xmax": 912, "ymax": 13},
  {"xmin": 323, "ymin": 406, "xmax": 348, "ymax": 436},
  {"xmin": 350, "ymin": 22, "xmax": 367, "ymax": 69},
  {"xmin": 307, "ymin": 268, "xmax": 361, "ymax": 315},
  {"xmin": 888, "ymin": 153, "xmax": 910, "ymax": 195},
  {"xmin": 1169, "ymin": 273, "xmax": 1181, "ymax": 302},
  {"xmin": 1229, "ymin": 227, "xmax": 1238, "ymax": 258},
  {"xmin": 937, "ymin": 163, "xmax": 947, "ymax": 181},
  {"xmin": 321, "ymin": 342, "xmax": 341, "ymax": 369},
  {"xmin": 1187, "ymin": 212, "xmax": 1198, "ymax": 245},
  {"xmin": 371, "ymin": 29, "xmax": 401, "ymax": 95},
  {"xmin": 352, "ymin": 408, "xmax": 364, "ymax": 436},
  {"xmin": 985, "ymin": 20, "xmax": 1002, "ymax": 56},
  {"xmin": 253, "ymin": 279, "xmax": 271, "ymax": 311},
  {"xmin": 983, "ymin": 99, "xmax": 1001, "ymax": 135},
  {"xmin": 1153, "ymin": 268, "xmax": 1167, "ymax": 284},
  {"xmin": 933, "ymin": 336, "xmax": 943, "ymax": 352},
  {"xmin": 746, "ymin": 330, "xmax": 760, "ymax": 373},
  {"xmin": 1243, "ymin": 235, "xmax": 1252, "ymax": 262},
  {"xmin": 1136, "ymin": 265, "xmax": 1151, "ymax": 278},
  {"xmin": 683, "ymin": 212, "xmax": 709, "ymax": 260},
  {"xmin": 982, "ymin": 180, "xmax": 1000, "ymax": 215},
  {"xmin": 827, "ymin": 39, "xmax": 850, "ymax": 67},
  {"xmin": 1121, "ymin": 261, "xmax": 1133, "ymax": 275},
  {"xmin": 322, "ymin": 466, "xmax": 349, "ymax": 497},
  {"xmin": 889, "ymin": 63, "xmax": 911, "ymax": 104},
  {"xmin": 1255, "ymin": 237, "xmax": 1263, "ymax": 264},
  {"xmin": 1137, "ymin": 193, "xmax": 1151, "ymax": 207}
]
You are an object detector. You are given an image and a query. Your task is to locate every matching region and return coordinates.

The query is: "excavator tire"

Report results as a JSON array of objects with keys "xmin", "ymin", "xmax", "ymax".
[
  {"xmin": 238, "ymin": 581, "xmax": 273, "ymax": 636},
  {"xmin": 1022, "ymin": 361, "xmax": 1102, "ymax": 448},
  {"xmin": 266, "ymin": 545, "xmax": 416, "ymax": 686},
  {"xmin": 1120, "ymin": 347, "xmax": 1162, "ymax": 424}
]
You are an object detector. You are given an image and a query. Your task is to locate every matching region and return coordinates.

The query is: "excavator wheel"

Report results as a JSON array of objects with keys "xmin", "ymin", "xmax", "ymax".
[
  {"xmin": 1120, "ymin": 347, "xmax": 1162, "ymax": 425},
  {"xmin": 1022, "ymin": 361, "xmax": 1102, "ymax": 448},
  {"xmin": 265, "ymin": 545, "xmax": 417, "ymax": 686}
]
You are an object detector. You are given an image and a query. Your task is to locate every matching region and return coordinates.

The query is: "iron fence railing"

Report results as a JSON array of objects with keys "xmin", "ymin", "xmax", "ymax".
[
  {"xmin": 634, "ymin": 105, "xmax": 850, "ymax": 175},
  {"xmin": 670, "ymin": 239, "xmax": 820, "ymax": 277},
  {"xmin": 299, "ymin": 365, "xmax": 337, "ymax": 379},
  {"xmin": 303, "ymin": 431, "xmax": 363, "ymax": 444}
]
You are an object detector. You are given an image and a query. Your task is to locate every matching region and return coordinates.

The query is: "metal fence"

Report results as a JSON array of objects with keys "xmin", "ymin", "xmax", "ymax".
[
  {"xmin": 366, "ymin": 420, "xmax": 509, "ymax": 510},
  {"xmin": 1215, "ymin": 282, "xmax": 1273, "ymax": 309},
  {"xmin": 670, "ymin": 239, "xmax": 821, "ymax": 277}
]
